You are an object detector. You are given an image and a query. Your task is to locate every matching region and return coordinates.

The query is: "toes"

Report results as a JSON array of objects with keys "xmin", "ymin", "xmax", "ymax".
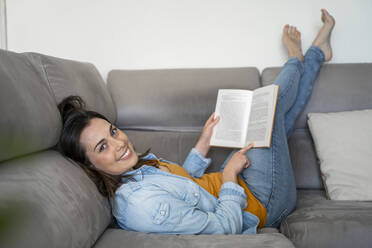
[
  {"xmin": 321, "ymin": 10, "xmax": 326, "ymax": 23},
  {"xmin": 294, "ymin": 27, "xmax": 301, "ymax": 36},
  {"xmin": 284, "ymin": 25, "xmax": 302, "ymax": 40},
  {"xmin": 320, "ymin": 8, "xmax": 335, "ymax": 26},
  {"xmin": 288, "ymin": 26, "xmax": 298, "ymax": 38},
  {"xmin": 283, "ymin": 24, "xmax": 289, "ymax": 34},
  {"xmin": 322, "ymin": 8, "xmax": 330, "ymax": 17}
]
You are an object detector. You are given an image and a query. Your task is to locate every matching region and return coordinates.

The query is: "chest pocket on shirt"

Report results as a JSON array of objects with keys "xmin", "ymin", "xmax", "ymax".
[
  {"xmin": 152, "ymin": 202, "xmax": 181, "ymax": 226},
  {"xmin": 183, "ymin": 181, "xmax": 201, "ymax": 206}
]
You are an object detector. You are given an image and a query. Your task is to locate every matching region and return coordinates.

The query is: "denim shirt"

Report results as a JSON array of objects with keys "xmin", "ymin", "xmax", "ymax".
[{"xmin": 113, "ymin": 148, "xmax": 260, "ymax": 234}]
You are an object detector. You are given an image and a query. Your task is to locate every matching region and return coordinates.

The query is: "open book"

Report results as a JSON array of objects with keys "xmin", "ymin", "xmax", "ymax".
[{"xmin": 210, "ymin": 84, "xmax": 279, "ymax": 148}]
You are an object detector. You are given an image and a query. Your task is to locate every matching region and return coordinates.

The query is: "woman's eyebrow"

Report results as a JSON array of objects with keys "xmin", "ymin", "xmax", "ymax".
[{"xmin": 94, "ymin": 139, "xmax": 105, "ymax": 152}]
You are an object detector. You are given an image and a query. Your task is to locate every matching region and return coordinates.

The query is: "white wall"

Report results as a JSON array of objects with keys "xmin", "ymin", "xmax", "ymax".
[
  {"xmin": 0, "ymin": 0, "xmax": 7, "ymax": 49},
  {"xmin": 7, "ymin": 0, "xmax": 372, "ymax": 80}
]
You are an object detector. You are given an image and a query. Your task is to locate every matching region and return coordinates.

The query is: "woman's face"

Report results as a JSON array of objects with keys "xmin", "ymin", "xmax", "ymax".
[{"xmin": 79, "ymin": 118, "xmax": 139, "ymax": 175}]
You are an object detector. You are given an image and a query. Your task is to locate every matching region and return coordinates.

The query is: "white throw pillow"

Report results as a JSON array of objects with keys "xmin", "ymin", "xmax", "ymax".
[{"xmin": 307, "ymin": 109, "xmax": 372, "ymax": 200}]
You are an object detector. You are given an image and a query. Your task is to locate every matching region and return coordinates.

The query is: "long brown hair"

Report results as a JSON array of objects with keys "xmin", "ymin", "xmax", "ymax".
[{"xmin": 57, "ymin": 96, "xmax": 160, "ymax": 202}]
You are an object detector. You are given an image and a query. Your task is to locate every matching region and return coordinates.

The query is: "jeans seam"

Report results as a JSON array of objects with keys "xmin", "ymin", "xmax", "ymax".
[
  {"xmin": 271, "ymin": 208, "xmax": 288, "ymax": 227},
  {"xmin": 266, "ymin": 117, "xmax": 291, "ymax": 226},
  {"xmin": 277, "ymin": 76, "xmax": 298, "ymax": 115},
  {"xmin": 277, "ymin": 63, "xmax": 302, "ymax": 105},
  {"xmin": 265, "ymin": 128, "xmax": 278, "ymax": 210}
]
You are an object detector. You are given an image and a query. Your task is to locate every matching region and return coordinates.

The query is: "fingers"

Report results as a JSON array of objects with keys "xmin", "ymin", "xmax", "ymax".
[
  {"xmin": 205, "ymin": 112, "xmax": 216, "ymax": 124},
  {"xmin": 211, "ymin": 115, "xmax": 220, "ymax": 127},
  {"xmin": 244, "ymin": 159, "xmax": 251, "ymax": 168},
  {"xmin": 205, "ymin": 112, "xmax": 220, "ymax": 126},
  {"xmin": 242, "ymin": 155, "xmax": 251, "ymax": 168},
  {"xmin": 206, "ymin": 112, "xmax": 215, "ymax": 124},
  {"xmin": 237, "ymin": 143, "xmax": 254, "ymax": 169},
  {"xmin": 239, "ymin": 142, "xmax": 254, "ymax": 153},
  {"xmin": 234, "ymin": 149, "xmax": 251, "ymax": 169}
]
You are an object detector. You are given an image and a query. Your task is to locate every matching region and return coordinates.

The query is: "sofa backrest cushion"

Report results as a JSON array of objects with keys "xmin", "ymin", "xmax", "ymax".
[
  {"xmin": 31, "ymin": 53, "xmax": 117, "ymax": 124},
  {"xmin": 262, "ymin": 63, "xmax": 372, "ymax": 129},
  {"xmin": 108, "ymin": 68, "xmax": 260, "ymax": 131},
  {"xmin": 261, "ymin": 63, "xmax": 372, "ymax": 189},
  {"xmin": 0, "ymin": 50, "xmax": 61, "ymax": 162},
  {"xmin": 107, "ymin": 68, "xmax": 261, "ymax": 172},
  {"xmin": 0, "ymin": 49, "xmax": 114, "ymax": 247}
]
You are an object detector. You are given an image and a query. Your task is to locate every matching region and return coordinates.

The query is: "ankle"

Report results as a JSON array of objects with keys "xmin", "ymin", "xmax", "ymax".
[{"xmin": 288, "ymin": 52, "xmax": 304, "ymax": 62}]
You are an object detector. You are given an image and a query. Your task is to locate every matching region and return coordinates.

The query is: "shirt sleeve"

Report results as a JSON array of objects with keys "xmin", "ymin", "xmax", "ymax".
[
  {"xmin": 181, "ymin": 148, "xmax": 212, "ymax": 178},
  {"xmin": 117, "ymin": 182, "xmax": 248, "ymax": 234}
]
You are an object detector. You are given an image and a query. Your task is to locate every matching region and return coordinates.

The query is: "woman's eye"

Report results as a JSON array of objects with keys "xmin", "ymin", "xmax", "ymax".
[
  {"xmin": 111, "ymin": 127, "xmax": 118, "ymax": 136},
  {"xmin": 99, "ymin": 144, "xmax": 107, "ymax": 152}
]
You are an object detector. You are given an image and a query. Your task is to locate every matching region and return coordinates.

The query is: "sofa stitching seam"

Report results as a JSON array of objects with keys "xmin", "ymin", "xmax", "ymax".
[{"xmin": 39, "ymin": 56, "xmax": 58, "ymax": 104}]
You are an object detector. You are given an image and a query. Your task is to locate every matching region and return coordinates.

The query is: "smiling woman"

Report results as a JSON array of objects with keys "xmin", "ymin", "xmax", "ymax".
[
  {"xmin": 57, "ymin": 96, "xmax": 161, "ymax": 199},
  {"xmin": 79, "ymin": 118, "xmax": 139, "ymax": 175}
]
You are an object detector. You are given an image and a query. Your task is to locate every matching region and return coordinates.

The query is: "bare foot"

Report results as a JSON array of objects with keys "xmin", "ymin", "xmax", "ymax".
[
  {"xmin": 312, "ymin": 9, "xmax": 335, "ymax": 61},
  {"xmin": 282, "ymin": 24, "xmax": 304, "ymax": 62}
]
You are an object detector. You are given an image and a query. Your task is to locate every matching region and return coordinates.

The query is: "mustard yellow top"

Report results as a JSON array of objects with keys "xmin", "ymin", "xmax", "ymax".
[{"xmin": 159, "ymin": 160, "xmax": 267, "ymax": 229}]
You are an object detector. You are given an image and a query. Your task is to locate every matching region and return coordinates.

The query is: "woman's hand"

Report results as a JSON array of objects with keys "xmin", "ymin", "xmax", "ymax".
[
  {"xmin": 222, "ymin": 143, "xmax": 254, "ymax": 184},
  {"xmin": 194, "ymin": 113, "xmax": 220, "ymax": 157}
]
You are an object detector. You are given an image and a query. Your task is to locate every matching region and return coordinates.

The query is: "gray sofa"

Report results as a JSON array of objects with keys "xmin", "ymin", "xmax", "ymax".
[{"xmin": 0, "ymin": 48, "xmax": 371, "ymax": 248}]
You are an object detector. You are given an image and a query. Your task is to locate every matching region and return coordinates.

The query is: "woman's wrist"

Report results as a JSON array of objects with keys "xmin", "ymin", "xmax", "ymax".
[
  {"xmin": 222, "ymin": 169, "xmax": 238, "ymax": 184},
  {"xmin": 194, "ymin": 139, "xmax": 209, "ymax": 157}
]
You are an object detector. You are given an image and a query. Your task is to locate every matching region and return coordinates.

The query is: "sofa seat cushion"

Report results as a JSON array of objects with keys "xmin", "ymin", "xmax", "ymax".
[
  {"xmin": 93, "ymin": 229, "xmax": 294, "ymax": 248},
  {"xmin": 280, "ymin": 190, "xmax": 372, "ymax": 248}
]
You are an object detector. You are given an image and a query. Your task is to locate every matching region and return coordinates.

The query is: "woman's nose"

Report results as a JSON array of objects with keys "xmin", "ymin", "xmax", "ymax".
[{"xmin": 111, "ymin": 138, "xmax": 124, "ymax": 151}]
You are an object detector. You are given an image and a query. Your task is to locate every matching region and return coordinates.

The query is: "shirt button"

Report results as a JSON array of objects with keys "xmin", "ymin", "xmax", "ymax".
[
  {"xmin": 194, "ymin": 193, "xmax": 199, "ymax": 197},
  {"xmin": 160, "ymin": 210, "xmax": 166, "ymax": 216}
]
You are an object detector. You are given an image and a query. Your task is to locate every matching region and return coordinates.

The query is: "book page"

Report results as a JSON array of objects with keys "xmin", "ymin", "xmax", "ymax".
[
  {"xmin": 246, "ymin": 84, "xmax": 278, "ymax": 147},
  {"xmin": 211, "ymin": 89, "xmax": 253, "ymax": 148}
]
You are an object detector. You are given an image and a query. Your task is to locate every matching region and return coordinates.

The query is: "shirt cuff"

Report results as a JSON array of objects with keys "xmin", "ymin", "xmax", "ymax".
[
  {"xmin": 183, "ymin": 148, "xmax": 212, "ymax": 170},
  {"xmin": 191, "ymin": 148, "xmax": 212, "ymax": 165},
  {"xmin": 218, "ymin": 182, "xmax": 247, "ymax": 209}
]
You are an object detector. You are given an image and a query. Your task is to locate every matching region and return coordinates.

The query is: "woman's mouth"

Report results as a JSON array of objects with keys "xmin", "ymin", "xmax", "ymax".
[{"xmin": 119, "ymin": 147, "xmax": 132, "ymax": 161}]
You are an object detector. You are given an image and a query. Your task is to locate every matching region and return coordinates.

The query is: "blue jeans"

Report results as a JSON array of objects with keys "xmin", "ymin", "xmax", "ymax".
[{"xmin": 221, "ymin": 46, "xmax": 325, "ymax": 228}]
